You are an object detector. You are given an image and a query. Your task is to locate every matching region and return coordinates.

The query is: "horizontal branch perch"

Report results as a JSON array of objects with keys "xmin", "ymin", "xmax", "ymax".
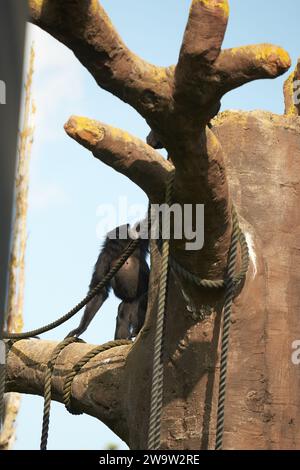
[
  {"xmin": 5, "ymin": 339, "xmax": 131, "ymax": 444},
  {"xmin": 65, "ymin": 116, "xmax": 173, "ymax": 202}
]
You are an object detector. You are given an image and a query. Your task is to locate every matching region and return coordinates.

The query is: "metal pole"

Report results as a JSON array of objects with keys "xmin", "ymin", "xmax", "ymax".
[{"xmin": 0, "ymin": 0, "xmax": 28, "ymax": 427}]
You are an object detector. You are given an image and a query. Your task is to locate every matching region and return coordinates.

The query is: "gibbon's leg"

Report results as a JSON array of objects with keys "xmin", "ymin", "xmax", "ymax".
[
  {"xmin": 114, "ymin": 301, "xmax": 132, "ymax": 340},
  {"xmin": 114, "ymin": 293, "xmax": 148, "ymax": 340},
  {"xmin": 130, "ymin": 292, "xmax": 148, "ymax": 338}
]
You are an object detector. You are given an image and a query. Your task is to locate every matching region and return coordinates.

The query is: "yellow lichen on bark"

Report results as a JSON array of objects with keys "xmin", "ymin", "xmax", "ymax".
[
  {"xmin": 65, "ymin": 116, "xmax": 105, "ymax": 147},
  {"xmin": 65, "ymin": 116, "xmax": 140, "ymax": 148},
  {"xmin": 255, "ymin": 44, "xmax": 291, "ymax": 69},
  {"xmin": 192, "ymin": 0, "xmax": 229, "ymax": 17}
]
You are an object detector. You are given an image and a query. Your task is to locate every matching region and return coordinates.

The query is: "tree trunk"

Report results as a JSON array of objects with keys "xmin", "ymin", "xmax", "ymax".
[{"xmin": 5, "ymin": 0, "xmax": 299, "ymax": 450}]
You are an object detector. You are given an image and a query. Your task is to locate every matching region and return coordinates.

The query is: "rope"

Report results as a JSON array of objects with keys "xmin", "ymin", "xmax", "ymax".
[
  {"xmin": 147, "ymin": 170, "xmax": 175, "ymax": 450},
  {"xmin": 40, "ymin": 337, "xmax": 131, "ymax": 450},
  {"xmin": 215, "ymin": 208, "xmax": 241, "ymax": 450},
  {"xmin": 169, "ymin": 206, "xmax": 249, "ymax": 289},
  {"xmin": 151, "ymin": 202, "xmax": 248, "ymax": 449},
  {"xmin": 40, "ymin": 336, "xmax": 80, "ymax": 450},
  {"xmin": 167, "ymin": 205, "xmax": 249, "ymax": 449},
  {"xmin": 2, "ymin": 238, "xmax": 141, "ymax": 340},
  {"xmin": 63, "ymin": 339, "xmax": 131, "ymax": 414}
]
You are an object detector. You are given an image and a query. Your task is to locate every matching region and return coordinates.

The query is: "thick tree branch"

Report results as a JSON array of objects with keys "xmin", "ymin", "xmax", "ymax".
[
  {"xmin": 284, "ymin": 58, "xmax": 300, "ymax": 116},
  {"xmin": 216, "ymin": 44, "xmax": 291, "ymax": 94},
  {"xmin": 173, "ymin": 2, "xmax": 290, "ymax": 121},
  {"xmin": 64, "ymin": 116, "xmax": 172, "ymax": 202},
  {"xmin": 179, "ymin": 0, "xmax": 229, "ymax": 64},
  {"xmin": 175, "ymin": 0, "xmax": 229, "ymax": 109},
  {"xmin": 6, "ymin": 339, "xmax": 131, "ymax": 444},
  {"xmin": 28, "ymin": 0, "xmax": 174, "ymax": 120}
]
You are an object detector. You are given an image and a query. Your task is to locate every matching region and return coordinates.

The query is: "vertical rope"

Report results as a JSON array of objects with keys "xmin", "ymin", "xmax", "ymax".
[
  {"xmin": 40, "ymin": 337, "xmax": 79, "ymax": 450},
  {"xmin": 215, "ymin": 207, "xmax": 240, "ymax": 450},
  {"xmin": 147, "ymin": 170, "xmax": 175, "ymax": 450}
]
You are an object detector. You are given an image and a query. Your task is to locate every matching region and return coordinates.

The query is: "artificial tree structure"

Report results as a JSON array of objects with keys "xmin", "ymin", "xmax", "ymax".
[{"xmin": 5, "ymin": 0, "xmax": 300, "ymax": 449}]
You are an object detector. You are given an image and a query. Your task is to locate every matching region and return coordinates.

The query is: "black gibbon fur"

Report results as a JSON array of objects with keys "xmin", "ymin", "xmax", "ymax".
[{"xmin": 67, "ymin": 224, "xmax": 149, "ymax": 340}]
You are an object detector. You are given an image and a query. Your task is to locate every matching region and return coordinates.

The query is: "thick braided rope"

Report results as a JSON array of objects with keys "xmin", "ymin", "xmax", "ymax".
[
  {"xmin": 169, "ymin": 206, "xmax": 249, "ymax": 289},
  {"xmin": 40, "ymin": 337, "xmax": 81, "ymax": 450},
  {"xmin": 147, "ymin": 170, "xmax": 175, "ymax": 450},
  {"xmin": 215, "ymin": 208, "xmax": 240, "ymax": 450},
  {"xmin": 63, "ymin": 339, "xmax": 132, "ymax": 414},
  {"xmin": 3, "ymin": 238, "xmax": 140, "ymax": 340}
]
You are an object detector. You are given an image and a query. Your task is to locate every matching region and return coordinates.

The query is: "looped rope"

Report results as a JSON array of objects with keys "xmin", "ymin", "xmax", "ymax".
[
  {"xmin": 169, "ymin": 204, "xmax": 249, "ymax": 449},
  {"xmin": 40, "ymin": 338, "xmax": 131, "ymax": 450},
  {"xmin": 147, "ymin": 199, "xmax": 249, "ymax": 450},
  {"xmin": 169, "ymin": 206, "xmax": 249, "ymax": 290},
  {"xmin": 147, "ymin": 170, "xmax": 175, "ymax": 450},
  {"xmin": 63, "ymin": 339, "xmax": 131, "ymax": 414}
]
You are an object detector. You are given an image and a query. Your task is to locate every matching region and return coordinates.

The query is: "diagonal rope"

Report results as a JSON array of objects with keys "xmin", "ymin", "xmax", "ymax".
[
  {"xmin": 2, "ymin": 238, "xmax": 141, "ymax": 341},
  {"xmin": 147, "ymin": 170, "xmax": 175, "ymax": 450}
]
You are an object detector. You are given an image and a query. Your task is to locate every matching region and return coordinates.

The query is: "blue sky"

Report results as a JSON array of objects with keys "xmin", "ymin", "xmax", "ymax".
[{"xmin": 14, "ymin": 0, "xmax": 300, "ymax": 450}]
